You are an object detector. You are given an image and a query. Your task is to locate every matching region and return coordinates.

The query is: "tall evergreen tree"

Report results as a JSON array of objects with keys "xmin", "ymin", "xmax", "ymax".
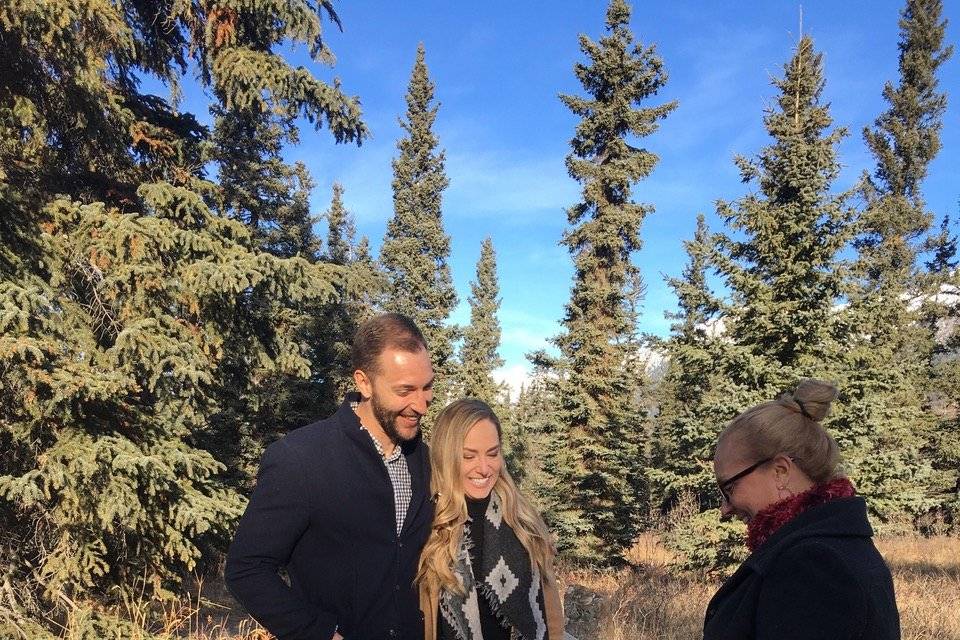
[
  {"xmin": 211, "ymin": 112, "xmax": 322, "ymax": 258},
  {"xmin": 201, "ymin": 1, "xmax": 368, "ymax": 481},
  {"xmin": 380, "ymin": 44, "xmax": 458, "ymax": 415},
  {"xmin": 327, "ymin": 183, "xmax": 357, "ymax": 265},
  {"xmin": 0, "ymin": 1, "xmax": 361, "ymax": 635},
  {"xmin": 925, "ymin": 213, "xmax": 960, "ymax": 528},
  {"xmin": 206, "ymin": 113, "xmax": 330, "ymax": 483},
  {"xmin": 309, "ymin": 183, "xmax": 386, "ymax": 415},
  {"xmin": 712, "ymin": 34, "xmax": 853, "ymax": 400},
  {"xmin": 512, "ymin": 351, "xmax": 572, "ymax": 540},
  {"xmin": 836, "ymin": 0, "xmax": 953, "ymax": 524},
  {"xmin": 651, "ymin": 214, "xmax": 731, "ymax": 513},
  {"xmin": 660, "ymin": 34, "xmax": 854, "ymax": 573},
  {"xmin": 554, "ymin": 0, "xmax": 677, "ymax": 563},
  {"xmin": 460, "ymin": 237, "xmax": 505, "ymax": 404}
]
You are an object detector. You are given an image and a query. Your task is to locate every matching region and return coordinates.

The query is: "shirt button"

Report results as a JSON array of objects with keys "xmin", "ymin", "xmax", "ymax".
[{"xmin": 388, "ymin": 629, "xmax": 397, "ymax": 637}]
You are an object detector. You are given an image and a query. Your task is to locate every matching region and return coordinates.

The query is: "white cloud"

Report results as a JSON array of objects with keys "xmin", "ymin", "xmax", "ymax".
[
  {"xmin": 493, "ymin": 363, "xmax": 532, "ymax": 400},
  {"xmin": 444, "ymin": 150, "xmax": 578, "ymax": 219},
  {"xmin": 501, "ymin": 325, "xmax": 555, "ymax": 353}
]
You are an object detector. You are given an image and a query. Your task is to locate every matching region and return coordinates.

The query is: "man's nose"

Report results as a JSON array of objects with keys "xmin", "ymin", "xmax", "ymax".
[{"xmin": 411, "ymin": 390, "xmax": 430, "ymax": 415}]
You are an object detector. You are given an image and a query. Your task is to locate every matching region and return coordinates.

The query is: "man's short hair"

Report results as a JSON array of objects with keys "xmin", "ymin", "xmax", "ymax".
[{"xmin": 352, "ymin": 313, "xmax": 429, "ymax": 375}]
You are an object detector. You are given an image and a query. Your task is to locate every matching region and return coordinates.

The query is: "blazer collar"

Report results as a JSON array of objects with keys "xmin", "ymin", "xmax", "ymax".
[{"xmin": 339, "ymin": 393, "xmax": 431, "ymax": 535}]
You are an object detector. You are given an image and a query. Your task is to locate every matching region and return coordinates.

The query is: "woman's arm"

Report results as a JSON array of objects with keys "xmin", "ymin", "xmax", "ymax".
[{"xmin": 542, "ymin": 560, "xmax": 567, "ymax": 640}]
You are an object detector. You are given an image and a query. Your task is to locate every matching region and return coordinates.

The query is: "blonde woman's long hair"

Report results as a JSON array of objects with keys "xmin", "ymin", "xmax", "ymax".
[{"xmin": 416, "ymin": 399, "xmax": 555, "ymax": 598}]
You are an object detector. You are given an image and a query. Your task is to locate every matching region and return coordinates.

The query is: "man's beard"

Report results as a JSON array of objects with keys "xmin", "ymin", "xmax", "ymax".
[{"xmin": 371, "ymin": 393, "xmax": 420, "ymax": 445}]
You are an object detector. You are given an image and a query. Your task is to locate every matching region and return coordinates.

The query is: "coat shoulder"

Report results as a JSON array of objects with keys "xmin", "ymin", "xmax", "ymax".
[{"xmin": 271, "ymin": 408, "xmax": 353, "ymax": 452}]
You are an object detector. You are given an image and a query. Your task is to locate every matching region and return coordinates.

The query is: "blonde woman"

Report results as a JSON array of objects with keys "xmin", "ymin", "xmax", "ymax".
[
  {"xmin": 417, "ymin": 399, "xmax": 565, "ymax": 640},
  {"xmin": 704, "ymin": 379, "xmax": 900, "ymax": 639}
]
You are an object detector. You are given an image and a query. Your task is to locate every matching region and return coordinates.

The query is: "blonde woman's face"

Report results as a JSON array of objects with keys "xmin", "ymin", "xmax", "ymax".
[
  {"xmin": 461, "ymin": 419, "xmax": 502, "ymax": 500},
  {"xmin": 713, "ymin": 438, "xmax": 793, "ymax": 523}
]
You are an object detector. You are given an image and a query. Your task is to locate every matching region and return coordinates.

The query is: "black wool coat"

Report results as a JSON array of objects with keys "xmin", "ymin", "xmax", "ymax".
[
  {"xmin": 703, "ymin": 497, "xmax": 900, "ymax": 640},
  {"xmin": 225, "ymin": 395, "xmax": 434, "ymax": 640}
]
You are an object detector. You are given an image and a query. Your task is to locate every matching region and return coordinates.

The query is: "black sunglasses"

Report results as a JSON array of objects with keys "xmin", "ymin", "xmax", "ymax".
[{"xmin": 717, "ymin": 457, "xmax": 774, "ymax": 503}]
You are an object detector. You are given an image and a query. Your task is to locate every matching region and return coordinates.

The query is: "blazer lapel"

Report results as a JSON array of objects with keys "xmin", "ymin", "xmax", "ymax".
[
  {"xmin": 401, "ymin": 437, "xmax": 431, "ymax": 536},
  {"xmin": 343, "ymin": 406, "xmax": 392, "ymax": 494}
]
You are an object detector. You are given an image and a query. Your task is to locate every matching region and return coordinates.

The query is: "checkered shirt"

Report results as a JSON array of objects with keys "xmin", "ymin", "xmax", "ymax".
[{"xmin": 360, "ymin": 425, "xmax": 412, "ymax": 535}]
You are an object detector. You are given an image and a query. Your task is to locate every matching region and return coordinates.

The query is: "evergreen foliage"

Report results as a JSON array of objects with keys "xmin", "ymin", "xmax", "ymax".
[
  {"xmin": 836, "ymin": 0, "xmax": 953, "ymax": 525},
  {"xmin": 200, "ymin": 0, "xmax": 368, "ymax": 479},
  {"xmin": 211, "ymin": 110, "xmax": 321, "ymax": 259},
  {"xmin": 555, "ymin": 0, "xmax": 677, "ymax": 563},
  {"xmin": 380, "ymin": 44, "xmax": 458, "ymax": 418},
  {"xmin": 511, "ymin": 351, "xmax": 577, "ymax": 546},
  {"xmin": 309, "ymin": 183, "xmax": 386, "ymax": 414},
  {"xmin": 207, "ymin": 112, "xmax": 327, "ymax": 483},
  {"xmin": 0, "ymin": 0, "xmax": 958, "ymax": 624},
  {"xmin": 0, "ymin": 0, "xmax": 363, "ymax": 634},
  {"xmin": 713, "ymin": 35, "xmax": 853, "ymax": 397},
  {"xmin": 460, "ymin": 237, "xmax": 505, "ymax": 405},
  {"xmin": 659, "ymin": 35, "xmax": 857, "ymax": 572},
  {"xmin": 661, "ymin": 492, "xmax": 748, "ymax": 576},
  {"xmin": 651, "ymin": 214, "xmax": 731, "ymax": 512},
  {"xmin": 926, "ymin": 214, "xmax": 960, "ymax": 527}
]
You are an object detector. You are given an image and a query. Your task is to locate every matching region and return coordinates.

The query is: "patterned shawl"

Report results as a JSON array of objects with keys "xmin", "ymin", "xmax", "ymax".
[{"xmin": 438, "ymin": 491, "xmax": 548, "ymax": 640}]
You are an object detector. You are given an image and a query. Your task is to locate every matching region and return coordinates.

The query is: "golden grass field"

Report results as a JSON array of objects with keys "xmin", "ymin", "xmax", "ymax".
[
  {"xmin": 57, "ymin": 534, "xmax": 960, "ymax": 639},
  {"xmin": 557, "ymin": 534, "xmax": 960, "ymax": 640}
]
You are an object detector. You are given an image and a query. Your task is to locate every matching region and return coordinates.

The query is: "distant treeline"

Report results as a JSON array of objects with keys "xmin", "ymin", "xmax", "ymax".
[{"xmin": 0, "ymin": 0, "xmax": 955, "ymax": 637}]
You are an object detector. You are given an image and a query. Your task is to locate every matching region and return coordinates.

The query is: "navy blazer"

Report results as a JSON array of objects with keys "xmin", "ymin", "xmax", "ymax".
[
  {"xmin": 703, "ymin": 497, "xmax": 900, "ymax": 640},
  {"xmin": 225, "ymin": 395, "xmax": 434, "ymax": 640}
]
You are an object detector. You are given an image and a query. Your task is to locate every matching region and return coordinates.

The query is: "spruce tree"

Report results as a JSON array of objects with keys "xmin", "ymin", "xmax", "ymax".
[
  {"xmin": 663, "ymin": 34, "xmax": 854, "ymax": 573},
  {"xmin": 651, "ymin": 214, "xmax": 731, "ymax": 512},
  {"xmin": 651, "ymin": 216, "xmax": 754, "ymax": 573},
  {"xmin": 202, "ymin": 1, "xmax": 368, "ymax": 480},
  {"xmin": 212, "ymin": 110, "xmax": 322, "ymax": 258},
  {"xmin": 0, "ymin": 1, "xmax": 362, "ymax": 635},
  {"xmin": 836, "ymin": 0, "xmax": 953, "ymax": 524},
  {"xmin": 713, "ymin": 34, "xmax": 853, "ymax": 400},
  {"xmin": 380, "ymin": 44, "xmax": 458, "ymax": 416},
  {"xmin": 308, "ymin": 183, "xmax": 386, "ymax": 415},
  {"xmin": 555, "ymin": 0, "xmax": 677, "ymax": 563},
  {"xmin": 926, "ymin": 214, "xmax": 960, "ymax": 527},
  {"xmin": 460, "ymin": 237, "xmax": 505, "ymax": 404},
  {"xmin": 206, "ymin": 112, "xmax": 332, "ymax": 483},
  {"xmin": 511, "ymin": 351, "xmax": 577, "ymax": 547}
]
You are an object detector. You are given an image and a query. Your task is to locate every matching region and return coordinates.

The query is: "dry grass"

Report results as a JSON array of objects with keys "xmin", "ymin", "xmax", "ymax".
[
  {"xmin": 47, "ymin": 535, "xmax": 954, "ymax": 639},
  {"xmin": 560, "ymin": 533, "xmax": 718, "ymax": 640},
  {"xmin": 51, "ymin": 576, "xmax": 272, "ymax": 640},
  {"xmin": 558, "ymin": 534, "xmax": 960, "ymax": 640},
  {"xmin": 877, "ymin": 537, "xmax": 960, "ymax": 640}
]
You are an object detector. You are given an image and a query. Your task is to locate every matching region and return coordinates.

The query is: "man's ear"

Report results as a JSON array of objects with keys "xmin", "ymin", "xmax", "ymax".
[{"xmin": 354, "ymin": 368, "xmax": 372, "ymax": 399}]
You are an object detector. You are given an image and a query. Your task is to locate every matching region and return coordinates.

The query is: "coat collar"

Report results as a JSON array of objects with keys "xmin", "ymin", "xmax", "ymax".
[
  {"xmin": 338, "ymin": 392, "xmax": 430, "ymax": 535},
  {"xmin": 745, "ymin": 495, "xmax": 873, "ymax": 575},
  {"xmin": 747, "ymin": 477, "xmax": 857, "ymax": 551}
]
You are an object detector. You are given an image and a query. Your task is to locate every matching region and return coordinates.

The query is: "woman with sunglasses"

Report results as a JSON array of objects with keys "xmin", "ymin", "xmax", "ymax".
[{"xmin": 703, "ymin": 379, "xmax": 900, "ymax": 640}]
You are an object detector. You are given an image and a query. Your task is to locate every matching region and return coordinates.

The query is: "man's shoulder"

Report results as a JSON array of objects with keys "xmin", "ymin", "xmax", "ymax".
[{"xmin": 268, "ymin": 404, "xmax": 356, "ymax": 456}]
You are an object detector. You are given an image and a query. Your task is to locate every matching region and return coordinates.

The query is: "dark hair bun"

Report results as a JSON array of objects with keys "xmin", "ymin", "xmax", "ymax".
[{"xmin": 792, "ymin": 378, "xmax": 838, "ymax": 422}]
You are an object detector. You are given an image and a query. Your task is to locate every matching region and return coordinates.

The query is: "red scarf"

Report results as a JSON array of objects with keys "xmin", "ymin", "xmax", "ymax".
[{"xmin": 746, "ymin": 477, "xmax": 856, "ymax": 551}]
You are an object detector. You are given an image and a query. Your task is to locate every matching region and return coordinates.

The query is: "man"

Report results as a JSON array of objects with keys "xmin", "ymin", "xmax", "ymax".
[{"xmin": 226, "ymin": 313, "xmax": 436, "ymax": 640}]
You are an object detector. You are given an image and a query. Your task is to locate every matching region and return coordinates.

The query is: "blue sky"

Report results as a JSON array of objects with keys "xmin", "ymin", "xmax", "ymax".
[{"xmin": 167, "ymin": 1, "xmax": 960, "ymax": 393}]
